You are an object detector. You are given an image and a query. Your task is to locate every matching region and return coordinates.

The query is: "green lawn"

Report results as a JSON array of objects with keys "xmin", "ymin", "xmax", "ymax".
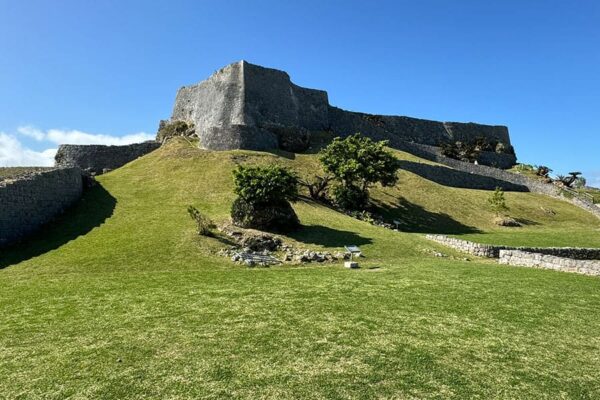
[{"xmin": 1, "ymin": 140, "xmax": 600, "ymax": 399}]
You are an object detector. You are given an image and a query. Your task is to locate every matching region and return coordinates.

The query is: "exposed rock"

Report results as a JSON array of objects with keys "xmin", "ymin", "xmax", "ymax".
[
  {"xmin": 219, "ymin": 223, "xmax": 282, "ymax": 251},
  {"xmin": 493, "ymin": 216, "xmax": 522, "ymax": 227},
  {"xmin": 156, "ymin": 120, "xmax": 196, "ymax": 143},
  {"xmin": 216, "ymin": 225, "xmax": 345, "ymax": 266}
]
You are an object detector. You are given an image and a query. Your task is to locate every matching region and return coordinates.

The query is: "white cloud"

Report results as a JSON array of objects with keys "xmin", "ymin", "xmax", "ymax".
[
  {"xmin": 17, "ymin": 126, "xmax": 45, "ymax": 141},
  {"xmin": 17, "ymin": 126, "xmax": 154, "ymax": 145},
  {"xmin": 0, "ymin": 133, "xmax": 56, "ymax": 167},
  {"xmin": 1, "ymin": 126, "xmax": 154, "ymax": 167}
]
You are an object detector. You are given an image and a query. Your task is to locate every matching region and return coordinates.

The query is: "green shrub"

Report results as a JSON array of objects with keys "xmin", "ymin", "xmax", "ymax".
[
  {"xmin": 319, "ymin": 134, "xmax": 399, "ymax": 210},
  {"xmin": 231, "ymin": 197, "xmax": 300, "ymax": 232},
  {"xmin": 488, "ymin": 187, "xmax": 509, "ymax": 217},
  {"xmin": 231, "ymin": 165, "xmax": 299, "ymax": 231},
  {"xmin": 332, "ymin": 184, "xmax": 369, "ymax": 210},
  {"xmin": 187, "ymin": 206, "xmax": 216, "ymax": 236},
  {"xmin": 232, "ymin": 165, "xmax": 298, "ymax": 206}
]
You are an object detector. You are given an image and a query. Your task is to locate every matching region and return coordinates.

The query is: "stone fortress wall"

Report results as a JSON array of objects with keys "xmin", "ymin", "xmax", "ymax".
[
  {"xmin": 499, "ymin": 250, "xmax": 600, "ymax": 276},
  {"xmin": 169, "ymin": 61, "xmax": 516, "ymax": 167},
  {"xmin": 426, "ymin": 234, "xmax": 600, "ymax": 259},
  {"xmin": 397, "ymin": 141, "xmax": 600, "ymax": 217},
  {"xmin": 427, "ymin": 235, "xmax": 600, "ymax": 277},
  {"xmin": 54, "ymin": 141, "xmax": 161, "ymax": 175},
  {"xmin": 0, "ymin": 141, "xmax": 160, "ymax": 249},
  {"xmin": 0, "ymin": 168, "xmax": 83, "ymax": 248}
]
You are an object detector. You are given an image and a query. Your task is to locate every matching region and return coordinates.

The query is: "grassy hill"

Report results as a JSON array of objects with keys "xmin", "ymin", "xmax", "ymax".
[{"xmin": 1, "ymin": 139, "xmax": 600, "ymax": 399}]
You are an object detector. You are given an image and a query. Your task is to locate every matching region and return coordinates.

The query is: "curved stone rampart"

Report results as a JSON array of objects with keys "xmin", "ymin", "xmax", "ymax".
[
  {"xmin": 0, "ymin": 168, "xmax": 83, "ymax": 248},
  {"xmin": 54, "ymin": 141, "xmax": 160, "ymax": 174}
]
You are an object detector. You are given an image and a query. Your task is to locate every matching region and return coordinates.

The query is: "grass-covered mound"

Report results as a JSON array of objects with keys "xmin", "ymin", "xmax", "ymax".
[{"xmin": 1, "ymin": 139, "xmax": 600, "ymax": 398}]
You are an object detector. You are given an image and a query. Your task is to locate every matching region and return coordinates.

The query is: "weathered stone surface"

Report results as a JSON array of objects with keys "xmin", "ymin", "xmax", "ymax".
[
  {"xmin": 493, "ymin": 216, "xmax": 521, "ymax": 227},
  {"xmin": 168, "ymin": 60, "xmax": 515, "ymax": 165},
  {"xmin": 219, "ymin": 224, "xmax": 283, "ymax": 252},
  {"xmin": 0, "ymin": 168, "xmax": 83, "ymax": 248},
  {"xmin": 426, "ymin": 235, "xmax": 600, "ymax": 260},
  {"xmin": 156, "ymin": 120, "xmax": 196, "ymax": 143},
  {"xmin": 55, "ymin": 141, "xmax": 160, "ymax": 175},
  {"xmin": 499, "ymin": 250, "xmax": 600, "ymax": 276},
  {"xmin": 267, "ymin": 125, "xmax": 311, "ymax": 152}
]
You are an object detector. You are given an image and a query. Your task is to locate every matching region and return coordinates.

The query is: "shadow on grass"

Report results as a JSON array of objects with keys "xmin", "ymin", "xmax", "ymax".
[
  {"xmin": 514, "ymin": 218, "xmax": 540, "ymax": 226},
  {"xmin": 397, "ymin": 160, "xmax": 528, "ymax": 192},
  {"xmin": 265, "ymin": 149, "xmax": 296, "ymax": 160},
  {"xmin": 287, "ymin": 224, "xmax": 372, "ymax": 247},
  {"xmin": 0, "ymin": 184, "xmax": 117, "ymax": 269},
  {"xmin": 372, "ymin": 196, "xmax": 482, "ymax": 234}
]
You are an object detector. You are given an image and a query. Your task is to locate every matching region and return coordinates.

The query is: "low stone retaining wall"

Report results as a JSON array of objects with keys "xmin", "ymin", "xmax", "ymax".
[
  {"xmin": 0, "ymin": 168, "xmax": 83, "ymax": 248},
  {"xmin": 426, "ymin": 234, "xmax": 600, "ymax": 259},
  {"xmin": 499, "ymin": 250, "xmax": 600, "ymax": 276},
  {"xmin": 54, "ymin": 141, "xmax": 160, "ymax": 175}
]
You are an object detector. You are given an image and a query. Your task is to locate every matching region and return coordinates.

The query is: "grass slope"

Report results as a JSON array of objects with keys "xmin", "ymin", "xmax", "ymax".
[{"xmin": 1, "ymin": 140, "xmax": 600, "ymax": 399}]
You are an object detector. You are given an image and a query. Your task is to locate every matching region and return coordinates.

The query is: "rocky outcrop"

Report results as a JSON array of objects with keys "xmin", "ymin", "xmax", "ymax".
[
  {"xmin": 55, "ymin": 141, "xmax": 160, "ymax": 175},
  {"xmin": 156, "ymin": 120, "xmax": 196, "ymax": 143},
  {"xmin": 168, "ymin": 61, "xmax": 515, "ymax": 167}
]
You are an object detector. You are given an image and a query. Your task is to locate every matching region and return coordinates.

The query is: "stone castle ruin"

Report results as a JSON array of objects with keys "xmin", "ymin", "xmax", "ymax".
[
  {"xmin": 167, "ymin": 61, "xmax": 515, "ymax": 162},
  {"xmin": 6, "ymin": 61, "xmax": 597, "ymax": 250},
  {"xmin": 55, "ymin": 60, "xmax": 516, "ymax": 172}
]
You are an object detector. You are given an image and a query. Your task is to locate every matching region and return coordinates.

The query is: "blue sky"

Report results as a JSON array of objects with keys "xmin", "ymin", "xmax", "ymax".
[{"xmin": 1, "ymin": 0, "xmax": 598, "ymax": 186}]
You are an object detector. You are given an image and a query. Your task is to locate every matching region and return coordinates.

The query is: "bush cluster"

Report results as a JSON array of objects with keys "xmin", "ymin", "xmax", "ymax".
[
  {"xmin": 231, "ymin": 165, "xmax": 300, "ymax": 231},
  {"xmin": 232, "ymin": 165, "xmax": 298, "ymax": 206}
]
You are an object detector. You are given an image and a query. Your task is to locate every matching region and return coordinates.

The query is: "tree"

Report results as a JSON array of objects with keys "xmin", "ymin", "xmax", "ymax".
[
  {"xmin": 488, "ymin": 187, "xmax": 509, "ymax": 216},
  {"xmin": 573, "ymin": 176, "xmax": 587, "ymax": 189},
  {"xmin": 536, "ymin": 165, "xmax": 552, "ymax": 178},
  {"xmin": 299, "ymin": 174, "xmax": 332, "ymax": 202},
  {"xmin": 556, "ymin": 172, "xmax": 582, "ymax": 188},
  {"xmin": 319, "ymin": 134, "xmax": 400, "ymax": 209},
  {"xmin": 231, "ymin": 165, "xmax": 300, "ymax": 231}
]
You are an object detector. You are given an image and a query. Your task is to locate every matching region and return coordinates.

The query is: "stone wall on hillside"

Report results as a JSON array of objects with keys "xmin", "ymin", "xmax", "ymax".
[
  {"xmin": 394, "ymin": 140, "xmax": 600, "ymax": 218},
  {"xmin": 0, "ymin": 168, "xmax": 83, "ymax": 248},
  {"xmin": 168, "ymin": 61, "xmax": 515, "ymax": 167},
  {"xmin": 426, "ymin": 234, "xmax": 600, "ymax": 259},
  {"xmin": 499, "ymin": 250, "xmax": 600, "ymax": 276},
  {"xmin": 327, "ymin": 107, "xmax": 513, "ymax": 151},
  {"xmin": 55, "ymin": 141, "xmax": 160, "ymax": 175},
  {"xmin": 396, "ymin": 160, "xmax": 528, "ymax": 191}
]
